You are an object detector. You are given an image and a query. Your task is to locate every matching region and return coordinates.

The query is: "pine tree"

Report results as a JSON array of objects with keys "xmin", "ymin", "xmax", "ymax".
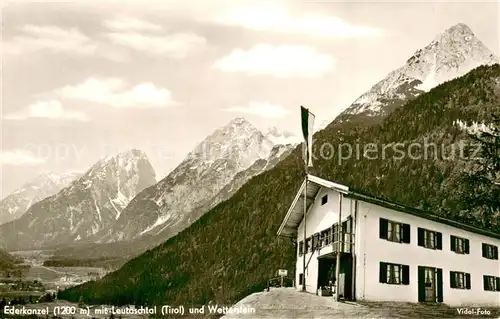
[{"xmin": 458, "ymin": 114, "xmax": 500, "ymax": 231}]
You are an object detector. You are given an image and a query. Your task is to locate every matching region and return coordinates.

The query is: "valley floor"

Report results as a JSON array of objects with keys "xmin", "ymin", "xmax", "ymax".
[{"xmin": 221, "ymin": 288, "xmax": 500, "ymax": 319}]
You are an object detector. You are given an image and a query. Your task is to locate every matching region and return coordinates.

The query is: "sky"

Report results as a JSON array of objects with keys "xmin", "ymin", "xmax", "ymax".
[{"xmin": 1, "ymin": 0, "xmax": 499, "ymax": 196}]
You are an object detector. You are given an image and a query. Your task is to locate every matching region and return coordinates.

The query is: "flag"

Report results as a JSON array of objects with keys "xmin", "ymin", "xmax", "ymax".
[{"xmin": 300, "ymin": 106, "xmax": 315, "ymax": 167}]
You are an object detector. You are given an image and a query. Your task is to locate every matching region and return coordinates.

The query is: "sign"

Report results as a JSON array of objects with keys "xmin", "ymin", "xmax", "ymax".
[{"xmin": 278, "ymin": 269, "xmax": 288, "ymax": 277}]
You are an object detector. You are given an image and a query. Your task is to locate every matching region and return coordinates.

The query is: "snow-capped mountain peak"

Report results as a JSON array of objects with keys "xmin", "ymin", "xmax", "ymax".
[
  {"xmin": 0, "ymin": 171, "xmax": 81, "ymax": 225},
  {"xmin": 186, "ymin": 117, "xmax": 274, "ymax": 166},
  {"xmin": 0, "ymin": 149, "xmax": 157, "ymax": 249},
  {"xmin": 341, "ymin": 23, "xmax": 499, "ymax": 117},
  {"xmin": 99, "ymin": 117, "xmax": 290, "ymax": 242}
]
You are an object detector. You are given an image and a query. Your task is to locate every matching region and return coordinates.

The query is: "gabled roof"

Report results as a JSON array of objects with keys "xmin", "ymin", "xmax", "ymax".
[
  {"xmin": 277, "ymin": 174, "xmax": 500, "ymax": 240},
  {"xmin": 276, "ymin": 175, "xmax": 349, "ymax": 238}
]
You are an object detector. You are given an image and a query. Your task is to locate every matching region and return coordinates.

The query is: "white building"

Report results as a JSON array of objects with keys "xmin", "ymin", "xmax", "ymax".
[{"xmin": 277, "ymin": 174, "xmax": 500, "ymax": 306}]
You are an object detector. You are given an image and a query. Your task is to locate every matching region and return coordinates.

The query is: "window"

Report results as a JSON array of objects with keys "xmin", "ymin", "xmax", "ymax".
[
  {"xmin": 483, "ymin": 275, "xmax": 500, "ymax": 292},
  {"xmin": 450, "ymin": 271, "xmax": 470, "ymax": 290},
  {"xmin": 305, "ymin": 238, "xmax": 311, "ymax": 253},
  {"xmin": 299, "ymin": 274, "xmax": 304, "ymax": 285},
  {"xmin": 333, "ymin": 224, "xmax": 340, "ymax": 243},
  {"xmin": 298, "ymin": 241, "xmax": 304, "ymax": 256},
  {"xmin": 324, "ymin": 229, "xmax": 331, "ymax": 246},
  {"xmin": 319, "ymin": 230, "xmax": 330, "ymax": 248},
  {"xmin": 379, "ymin": 262, "xmax": 409, "ymax": 285},
  {"xmin": 313, "ymin": 233, "xmax": 320, "ymax": 250},
  {"xmin": 387, "ymin": 221, "xmax": 401, "ymax": 242},
  {"xmin": 321, "ymin": 195, "xmax": 328, "ymax": 205},
  {"xmin": 418, "ymin": 228, "xmax": 442, "ymax": 250},
  {"xmin": 482, "ymin": 243, "xmax": 499, "ymax": 260},
  {"xmin": 379, "ymin": 218, "xmax": 410, "ymax": 243},
  {"xmin": 450, "ymin": 235, "xmax": 469, "ymax": 254},
  {"xmin": 342, "ymin": 218, "xmax": 353, "ymax": 253},
  {"xmin": 343, "ymin": 217, "xmax": 353, "ymax": 234}
]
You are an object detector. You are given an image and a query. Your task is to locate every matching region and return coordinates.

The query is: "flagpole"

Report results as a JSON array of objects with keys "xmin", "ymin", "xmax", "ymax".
[
  {"xmin": 335, "ymin": 192, "xmax": 342, "ymax": 301},
  {"xmin": 303, "ymin": 169, "xmax": 307, "ymax": 292},
  {"xmin": 300, "ymin": 105, "xmax": 314, "ymax": 293}
]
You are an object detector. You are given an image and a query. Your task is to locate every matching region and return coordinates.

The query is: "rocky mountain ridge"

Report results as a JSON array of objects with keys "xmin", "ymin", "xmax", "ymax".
[{"xmin": 0, "ymin": 172, "xmax": 81, "ymax": 225}]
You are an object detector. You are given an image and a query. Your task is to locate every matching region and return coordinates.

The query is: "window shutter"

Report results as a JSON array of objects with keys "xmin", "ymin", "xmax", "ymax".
[
  {"xmin": 379, "ymin": 262, "xmax": 387, "ymax": 283},
  {"xmin": 436, "ymin": 268, "xmax": 443, "ymax": 303},
  {"xmin": 402, "ymin": 224, "xmax": 410, "ymax": 243},
  {"xmin": 483, "ymin": 276, "xmax": 488, "ymax": 291},
  {"xmin": 450, "ymin": 235, "xmax": 456, "ymax": 252},
  {"xmin": 402, "ymin": 265, "xmax": 410, "ymax": 285},
  {"xmin": 464, "ymin": 239, "xmax": 470, "ymax": 254},
  {"xmin": 379, "ymin": 218, "xmax": 388, "ymax": 239},
  {"xmin": 450, "ymin": 272, "xmax": 456, "ymax": 288},
  {"xmin": 496, "ymin": 277, "xmax": 500, "ymax": 292},
  {"xmin": 418, "ymin": 266, "xmax": 425, "ymax": 302},
  {"xmin": 482, "ymin": 243, "xmax": 487, "ymax": 258},
  {"xmin": 417, "ymin": 228, "xmax": 424, "ymax": 247},
  {"xmin": 465, "ymin": 273, "xmax": 471, "ymax": 290},
  {"xmin": 436, "ymin": 232, "xmax": 442, "ymax": 250},
  {"xmin": 494, "ymin": 246, "xmax": 499, "ymax": 260}
]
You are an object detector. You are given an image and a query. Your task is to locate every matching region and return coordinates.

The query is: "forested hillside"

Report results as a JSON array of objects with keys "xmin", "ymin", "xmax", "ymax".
[
  {"xmin": 0, "ymin": 249, "xmax": 16, "ymax": 268},
  {"xmin": 0, "ymin": 249, "xmax": 22, "ymax": 273},
  {"xmin": 59, "ymin": 64, "xmax": 500, "ymax": 307}
]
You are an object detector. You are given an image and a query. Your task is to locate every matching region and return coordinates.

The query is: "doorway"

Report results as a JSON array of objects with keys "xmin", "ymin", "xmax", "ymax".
[
  {"xmin": 418, "ymin": 266, "xmax": 442, "ymax": 303},
  {"xmin": 317, "ymin": 253, "xmax": 353, "ymax": 300},
  {"xmin": 424, "ymin": 268, "xmax": 436, "ymax": 302}
]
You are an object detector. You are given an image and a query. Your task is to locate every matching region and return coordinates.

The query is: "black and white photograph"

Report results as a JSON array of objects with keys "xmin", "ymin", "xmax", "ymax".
[{"xmin": 0, "ymin": 0, "xmax": 499, "ymax": 318}]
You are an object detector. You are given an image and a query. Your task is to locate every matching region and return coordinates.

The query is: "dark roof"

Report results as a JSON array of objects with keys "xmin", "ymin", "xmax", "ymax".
[
  {"xmin": 345, "ymin": 191, "xmax": 500, "ymax": 240},
  {"xmin": 277, "ymin": 174, "xmax": 500, "ymax": 240}
]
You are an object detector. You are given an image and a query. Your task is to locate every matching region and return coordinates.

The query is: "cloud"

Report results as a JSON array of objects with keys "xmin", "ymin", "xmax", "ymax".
[
  {"xmin": 105, "ymin": 32, "xmax": 206, "ymax": 57},
  {"xmin": 4, "ymin": 100, "xmax": 89, "ymax": 121},
  {"xmin": 55, "ymin": 77, "xmax": 179, "ymax": 108},
  {"xmin": 0, "ymin": 150, "xmax": 46, "ymax": 166},
  {"xmin": 215, "ymin": 7, "xmax": 383, "ymax": 38},
  {"xmin": 213, "ymin": 44, "xmax": 335, "ymax": 77},
  {"xmin": 3, "ymin": 25, "xmax": 130, "ymax": 62},
  {"xmin": 224, "ymin": 101, "xmax": 290, "ymax": 118},
  {"xmin": 103, "ymin": 16, "xmax": 164, "ymax": 32},
  {"xmin": 4, "ymin": 25, "xmax": 97, "ymax": 56}
]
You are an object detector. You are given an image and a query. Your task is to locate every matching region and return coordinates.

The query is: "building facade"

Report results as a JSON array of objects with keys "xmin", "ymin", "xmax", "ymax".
[{"xmin": 277, "ymin": 175, "xmax": 500, "ymax": 307}]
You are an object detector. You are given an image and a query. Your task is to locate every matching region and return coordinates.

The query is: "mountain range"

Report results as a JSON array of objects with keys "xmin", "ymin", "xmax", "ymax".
[
  {"xmin": 0, "ymin": 172, "xmax": 81, "ymax": 225},
  {"xmin": 94, "ymin": 117, "xmax": 295, "ymax": 243},
  {"xmin": 339, "ymin": 23, "xmax": 498, "ymax": 119},
  {"xmin": 0, "ymin": 150, "xmax": 157, "ymax": 250},
  {"xmin": 0, "ymin": 119, "xmax": 297, "ymax": 251},
  {"xmin": 57, "ymin": 23, "xmax": 500, "ymax": 307}
]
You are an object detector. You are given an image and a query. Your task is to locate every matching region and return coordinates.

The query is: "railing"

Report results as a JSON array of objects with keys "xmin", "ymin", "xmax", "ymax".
[
  {"xmin": 298, "ymin": 219, "xmax": 356, "ymax": 256},
  {"xmin": 330, "ymin": 233, "xmax": 355, "ymax": 254}
]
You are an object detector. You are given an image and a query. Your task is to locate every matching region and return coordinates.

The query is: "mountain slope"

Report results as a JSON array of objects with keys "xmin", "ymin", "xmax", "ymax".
[
  {"xmin": 0, "ymin": 150, "xmax": 156, "ymax": 250},
  {"xmin": 0, "ymin": 172, "xmax": 81, "ymax": 225},
  {"xmin": 42, "ymin": 142, "xmax": 296, "ymax": 267},
  {"xmin": 95, "ymin": 117, "xmax": 278, "ymax": 243},
  {"xmin": 0, "ymin": 249, "xmax": 19, "ymax": 270},
  {"xmin": 339, "ymin": 23, "xmax": 498, "ymax": 118},
  {"xmin": 58, "ymin": 64, "xmax": 500, "ymax": 307},
  {"xmin": 151, "ymin": 142, "xmax": 296, "ymax": 240}
]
